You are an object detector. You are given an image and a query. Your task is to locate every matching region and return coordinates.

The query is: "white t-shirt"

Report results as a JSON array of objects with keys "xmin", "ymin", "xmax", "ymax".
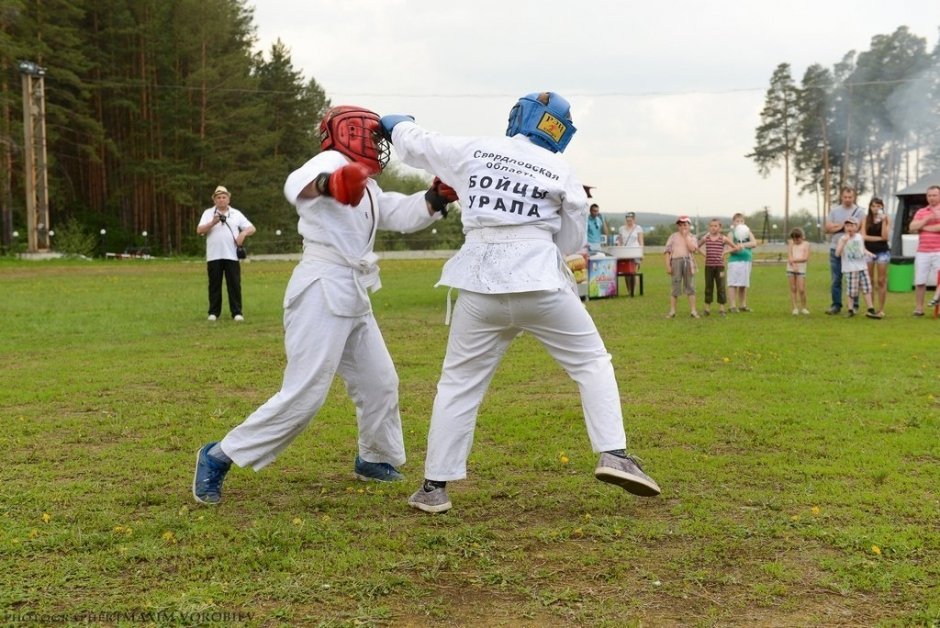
[
  {"xmin": 198, "ymin": 207, "xmax": 253, "ymax": 261},
  {"xmin": 618, "ymin": 224, "xmax": 643, "ymax": 247},
  {"xmin": 840, "ymin": 233, "xmax": 869, "ymax": 272}
]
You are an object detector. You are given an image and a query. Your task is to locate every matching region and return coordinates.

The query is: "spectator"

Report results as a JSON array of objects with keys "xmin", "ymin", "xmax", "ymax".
[
  {"xmin": 908, "ymin": 184, "xmax": 940, "ymax": 316},
  {"xmin": 861, "ymin": 197, "xmax": 890, "ymax": 317},
  {"xmin": 697, "ymin": 218, "xmax": 735, "ymax": 316},
  {"xmin": 196, "ymin": 186, "xmax": 256, "ymax": 322},
  {"xmin": 618, "ymin": 211, "xmax": 644, "ymax": 294},
  {"xmin": 587, "ymin": 203, "xmax": 609, "ymax": 252},
  {"xmin": 727, "ymin": 213, "xmax": 757, "ymax": 312},
  {"xmin": 786, "ymin": 227, "xmax": 810, "ymax": 315},
  {"xmin": 824, "ymin": 187, "xmax": 864, "ymax": 315},
  {"xmin": 664, "ymin": 215, "xmax": 699, "ymax": 318},
  {"xmin": 835, "ymin": 217, "xmax": 881, "ymax": 319}
]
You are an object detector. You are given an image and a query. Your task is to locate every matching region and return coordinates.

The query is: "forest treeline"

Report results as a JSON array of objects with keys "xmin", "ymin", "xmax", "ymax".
[
  {"xmin": 749, "ymin": 26, "xmax": 940, "ymax": 232},
  {"xmin": 0, "ymin": 0, "xmax": 461, "ymax": 256},
  {"xmin": 1, "ymin": 3, "xmax": 938, "ymax": 254}
]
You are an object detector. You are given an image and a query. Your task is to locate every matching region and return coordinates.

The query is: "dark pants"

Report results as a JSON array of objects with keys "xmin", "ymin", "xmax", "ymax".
[
  {"xmin": 703, "ymin": 265, "xmax": 726, "ymax": 305},
  {"xmin": 207, "ymin": 259, "xmax": 242, "ymax": 317}
]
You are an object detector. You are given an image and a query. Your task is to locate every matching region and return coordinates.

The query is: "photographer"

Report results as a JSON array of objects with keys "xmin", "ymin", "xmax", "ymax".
[{"xmin": 196, "ymin": 185, "xmax": 256, "ymax": 321}]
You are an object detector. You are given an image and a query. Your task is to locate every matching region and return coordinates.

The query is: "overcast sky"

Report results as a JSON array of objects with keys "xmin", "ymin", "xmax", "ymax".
[{"xmin": 251, "ymin": 0, "xmax": 939, "ymax": 219}]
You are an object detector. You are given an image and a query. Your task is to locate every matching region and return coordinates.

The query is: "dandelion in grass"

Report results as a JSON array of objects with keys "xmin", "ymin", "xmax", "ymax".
[
  {"xmin": 41, "ymin": 512, "xmax": 51, "ymax": 523},
  {"xmin": 871, "ymin": 545, "xmax": 881, "ymax": 556},
  {"xmin": 559, "ymin": 451, "xmax": 569, "ymax": 465},
  {"xmin": 321, "ymin": 515, "xmax": 331, "ymax": 523},
  {"xmin": 811, "ymin": 506, "xmax": 821, "ymax": 516},
  {"xmin": 28, "ymin": 529, "xmax": 39, "ymax": 539},
  {"xmin": 722, "ymin": 357, "xmax": 731, "ymax": 363},
  {"xmin": 790, "ymin": 514, "xmax": 800, "ymax": 522},
  {"xmin": 291, "ymin": 517, "xmax": 303, "ymax": 527},
  {"xmin": 161, "ymin": 531, "xmax": 177, "ymax": 544}
]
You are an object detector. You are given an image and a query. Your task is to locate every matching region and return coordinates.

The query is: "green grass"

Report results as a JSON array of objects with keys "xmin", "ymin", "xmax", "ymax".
[{"xmin": 1, "ymin": 255, "xmax": 938, "ymax": 626}]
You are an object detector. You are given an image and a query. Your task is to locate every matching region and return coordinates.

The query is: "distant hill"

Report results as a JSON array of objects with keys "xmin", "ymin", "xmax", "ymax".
[{"xmin": 601, "ymin": 212, "xmax": 736, "ymax": 230}]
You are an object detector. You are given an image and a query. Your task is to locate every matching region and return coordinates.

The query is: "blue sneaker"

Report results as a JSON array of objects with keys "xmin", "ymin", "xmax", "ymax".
[
  {"xmin": 193, "ymin": 442, "xmax": 231, "ymax": 505},
  {"xmin": 354, "ymin": 455, "xmax": 404, "ymax": 482}
]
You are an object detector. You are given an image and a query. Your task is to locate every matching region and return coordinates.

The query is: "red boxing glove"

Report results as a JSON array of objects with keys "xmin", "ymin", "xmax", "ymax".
[
  {"xmin": 327, "ymin": 162, "xmax": 371, "ymax": 206},
  {"xmin": 432, "ymin": 177, "xmax": 458, "ymax": 203},
  {"xmin": 425, "ymin": 176, "xmax": 458, "ymax": 217}
]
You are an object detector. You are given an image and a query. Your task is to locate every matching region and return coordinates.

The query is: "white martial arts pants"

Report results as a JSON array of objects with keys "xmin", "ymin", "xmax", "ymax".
[
  {"xmin": 220, "ymin": 280, "xmax": 405, "ymax": 471},
  {"xmin": 424, "ymin": 289, "xmax": 628, "ymax": 481}
]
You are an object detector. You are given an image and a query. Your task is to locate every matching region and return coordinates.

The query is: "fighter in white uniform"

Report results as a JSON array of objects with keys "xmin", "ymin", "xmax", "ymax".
[
  {"xmin": 193, "ymin": 106, "xmax": 452, "ymax": 504},
  {"xmin": 381, "ymin": 92, "xmax": 662, "ymax": 513}
]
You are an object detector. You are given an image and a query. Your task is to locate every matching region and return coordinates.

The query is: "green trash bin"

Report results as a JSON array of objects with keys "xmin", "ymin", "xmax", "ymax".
[{"xmin": 887, "ymin": 256, "xmax": 914, "ymax": 292}]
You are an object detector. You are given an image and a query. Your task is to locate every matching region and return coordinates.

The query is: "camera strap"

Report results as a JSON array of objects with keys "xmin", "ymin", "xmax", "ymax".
[{"xmin": 223, "ymin": 220, "xmax": 240, "ymax": 246}]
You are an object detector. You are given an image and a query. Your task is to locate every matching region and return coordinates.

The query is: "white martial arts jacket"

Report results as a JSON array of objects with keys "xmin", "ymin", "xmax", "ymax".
[
  {"xmin": 390, "ymin": 123, "xmax": 589, "ymax": 294},
  {"xmin": 283, "ymin": 150, "xmax": 440, "ymax": 317}
]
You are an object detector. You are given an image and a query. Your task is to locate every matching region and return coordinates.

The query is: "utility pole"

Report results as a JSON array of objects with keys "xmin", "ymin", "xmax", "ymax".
[
  {"xmin": 760, "ymin": 206, "xmax": 771, "ymax": 243},
  {"xmin": 19, "ymin": 60, "xmax": 50, "ymax": 253}
]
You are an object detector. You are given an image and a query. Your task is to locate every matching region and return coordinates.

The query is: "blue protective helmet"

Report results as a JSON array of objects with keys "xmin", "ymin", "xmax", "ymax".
[{"xmin": 505, "ymin": 92, "xmax": 577, "ymax": 153}]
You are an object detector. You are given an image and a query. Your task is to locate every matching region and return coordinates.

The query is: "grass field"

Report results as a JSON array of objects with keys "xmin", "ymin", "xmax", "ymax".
[{"xmin": 1, "ymin": 255, "xmax": 938, "ymax": 627}]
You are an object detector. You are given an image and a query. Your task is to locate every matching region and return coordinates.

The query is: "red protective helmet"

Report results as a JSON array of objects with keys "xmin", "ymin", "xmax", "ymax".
[{"xmin": 319, "ymin": 106, "xmax": 389, "ymax": 173}]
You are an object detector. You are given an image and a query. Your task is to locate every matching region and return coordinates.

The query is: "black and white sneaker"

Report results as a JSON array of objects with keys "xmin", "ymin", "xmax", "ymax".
[{"xmin": 594, "ymin": 452, "xmax": 661, "ymax": 497}]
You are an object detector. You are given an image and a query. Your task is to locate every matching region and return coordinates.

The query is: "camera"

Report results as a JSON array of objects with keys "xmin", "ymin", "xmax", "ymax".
[{"xmin": 217, "ymin": 212, "xmax": 227, "ymax": 223}]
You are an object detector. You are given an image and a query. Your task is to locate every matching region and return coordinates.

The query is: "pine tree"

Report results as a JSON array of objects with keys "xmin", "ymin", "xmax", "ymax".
[
  {"xmin": 921, "ymin": 38, "xmax": 940, "ymax": 174},
  {"xmin": 0, "ymin": 0, "xmax": 30, "ymax": 252},
  {"xmin": 747, "ymin": 63, "xmax": 800, "ymax": 235},
  {"xmin": 848, "ymin": 26, "xmax": 931, "ymax": 198},
  {"xmin": 795, "ymin": 64, "xmax": 834, "ymax": 218}
]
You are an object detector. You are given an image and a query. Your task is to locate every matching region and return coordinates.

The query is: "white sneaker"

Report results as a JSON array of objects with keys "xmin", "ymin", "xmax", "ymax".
[
  {"xmin": 792, "ymin": 308, "xmax": 799, "ymax": 316},
  {"xmin": 234, "ymin": 315, "xmax": 244, "ymax": 322},
  {"xmin": 207, "ymin": 315, "xmax": 217, "ymax": 322},
  {"xmin": 801, "ymin": 308, "xmax": 810, "ymax": 315}
]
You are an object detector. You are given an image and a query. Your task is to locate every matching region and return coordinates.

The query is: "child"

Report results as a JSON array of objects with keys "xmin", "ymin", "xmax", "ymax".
[
  {"xmin": 786, "ymin": 227, "xmax": 811, "ymax": 315},
  {"xmin": 664, "ymin": 215, "xmax": 699, "ymax": 318},
  {"xmin": 834, "ymin": 217, "xmax": 882, "ymax": 319},
  {"xmin": 727, "ymin": 213, "xmax": 757, "ymax": 312},
  {"xmin": 697, "ymin": 218, "xmax": 735, "ymax": 316}
]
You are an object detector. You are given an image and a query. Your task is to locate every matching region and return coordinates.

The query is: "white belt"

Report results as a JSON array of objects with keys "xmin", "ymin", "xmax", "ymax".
[
  {"xmin": 441, "ymin": 226, "xmax": 573, "ymax": 325},
  {"xmin": 463, "ymin": 224, "xmax": 554, "ymax": 243},
  {"xmin": 302, "ymin": 242, "xmax": 382, "ymax": 293}
]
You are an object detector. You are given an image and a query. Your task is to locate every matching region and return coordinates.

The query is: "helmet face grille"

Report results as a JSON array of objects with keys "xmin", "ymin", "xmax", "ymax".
[{"xmin": 320, "ymin": 106, "xmax": 387, "ymax": 172}]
